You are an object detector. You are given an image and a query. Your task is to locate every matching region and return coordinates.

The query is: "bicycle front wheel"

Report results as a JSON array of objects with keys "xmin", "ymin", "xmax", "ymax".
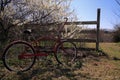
[
  {"xmin": 2, "ymin": 41, "xmax": 36, "ymax": 72},
  {"xmin": 55, "ymin": 41, "xmax": 77, "ymax": 66}
]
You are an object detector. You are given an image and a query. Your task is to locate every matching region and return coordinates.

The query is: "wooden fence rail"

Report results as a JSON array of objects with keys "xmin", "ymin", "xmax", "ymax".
[{"xmin": 65, "ymin": 8, "xmax": 101, "ymax": 51}]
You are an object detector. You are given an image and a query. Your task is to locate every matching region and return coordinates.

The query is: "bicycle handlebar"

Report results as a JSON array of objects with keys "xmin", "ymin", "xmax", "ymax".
[
  {"xmin": 57, "ymin": 17, "xmax": 68, "ymax": 33},
  {"xmin": 64, "ymin": 17, "xmax": 68, "ymax": 23}
]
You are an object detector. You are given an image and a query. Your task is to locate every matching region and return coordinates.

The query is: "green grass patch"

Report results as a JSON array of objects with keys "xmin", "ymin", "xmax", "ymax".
[{"xmin": 99, "ymin": 43, "xmax": 120, "ymax": 58}]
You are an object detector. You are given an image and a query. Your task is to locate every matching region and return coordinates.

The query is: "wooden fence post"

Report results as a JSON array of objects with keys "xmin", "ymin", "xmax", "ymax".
[{"xmin": 96, "ymin": 8, "xmax": 101, "ymax": 51}]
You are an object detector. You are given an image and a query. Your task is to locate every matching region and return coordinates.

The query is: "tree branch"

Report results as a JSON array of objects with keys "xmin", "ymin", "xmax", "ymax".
[
  {"xmin": 115, "ymin": 0, "xmax": 120, "ymax": 6},
  {"xmin": 0, "ymin": 0, "xmax": 11, "ymax": 11}
]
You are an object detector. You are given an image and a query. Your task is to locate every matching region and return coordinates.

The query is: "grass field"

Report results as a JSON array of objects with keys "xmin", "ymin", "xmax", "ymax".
[
  {"xmin": 86, "ymin": 42, "xmax": 120, "ymax": 58},
  {"xmin": 100, "ymin": 43, "xmax": 120, "ymax": 58},
  {"xmin": 0, "ymin": 43, "xmax": 120, "ymax": 80}
]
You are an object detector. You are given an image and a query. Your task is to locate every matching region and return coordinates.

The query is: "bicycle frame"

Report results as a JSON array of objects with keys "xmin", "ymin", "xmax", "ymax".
[
  {"xmin": 18, "ymin": 18, "xmax": 68, "ymax": 59},
  {"xmin": 18, "ymin": 36, "xmax": 63, "ymax": 59}
]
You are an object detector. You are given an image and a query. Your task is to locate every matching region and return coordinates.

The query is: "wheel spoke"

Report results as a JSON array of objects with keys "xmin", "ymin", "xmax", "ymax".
[
  {"xmin": 2, "ymin": 41, "xmax": 36, "ymax": 72},
  {"xmin": 55, "ymin": 41, "xmax": 77, "ymax": 67}
]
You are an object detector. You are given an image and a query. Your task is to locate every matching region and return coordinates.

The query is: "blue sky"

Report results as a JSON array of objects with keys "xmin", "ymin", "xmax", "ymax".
[{"xmin": 70, "ymin": 0, "xmax": 120, "ymax": 30}]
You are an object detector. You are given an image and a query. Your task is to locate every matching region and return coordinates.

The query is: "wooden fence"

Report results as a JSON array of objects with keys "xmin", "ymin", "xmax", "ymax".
[
  {"xmin": 24, "ymin": 8, "xmax": 101, "ymax": 51},
  {"xmin": 64, "ymin": 8, "xmax": 101, "ymax": 51}
]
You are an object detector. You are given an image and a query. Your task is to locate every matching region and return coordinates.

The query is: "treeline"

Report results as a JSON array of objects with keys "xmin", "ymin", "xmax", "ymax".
[
  {"xmin": 112, "ymin": 24, "xmax": 120, "ymax": 42},
  {"xmin": 83, "ymin": 26, "xmax": 120, "ymax": 42}
]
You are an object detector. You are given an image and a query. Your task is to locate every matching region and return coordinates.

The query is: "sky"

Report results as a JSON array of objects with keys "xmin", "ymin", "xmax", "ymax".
[{"xmin": 70, "ymin": 0, "xmax": 120, "ymax": 30}]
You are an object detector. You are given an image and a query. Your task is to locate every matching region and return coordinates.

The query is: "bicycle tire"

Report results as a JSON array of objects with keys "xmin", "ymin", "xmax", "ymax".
[
  {"xmin": 2, "ymin": 41, "xmax": 36, "ymax": 72},
  {"xmin": 54, "ymin": 41, "xmax": 77, "ymax": 66}
]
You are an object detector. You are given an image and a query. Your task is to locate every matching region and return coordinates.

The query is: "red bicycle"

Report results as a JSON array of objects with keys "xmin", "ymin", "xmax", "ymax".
[{"xmin": 2, "ymin": 18, "xmax": 77, "ymax": 72}]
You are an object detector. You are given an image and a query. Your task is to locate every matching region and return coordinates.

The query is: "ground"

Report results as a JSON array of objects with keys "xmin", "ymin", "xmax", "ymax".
[{"xmin": 0, "ymin": 43, "xmax": 120, "ymax": 80}]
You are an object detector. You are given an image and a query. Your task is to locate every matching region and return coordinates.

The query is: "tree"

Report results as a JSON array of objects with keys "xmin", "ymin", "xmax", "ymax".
[
  {"xmin": 114, "ymin": 0, "xmax": 120, "ymax": 18},
  {"xmin": 0, "ymin": 0, "xmax": 76, "ymax": 41},
  {"xmin": 0, "ymin": 0, "xmax": 12, "ymax": 51},
  {"xmin": 112, "ymin": 0, "xmax": 120, "ymax": 42}
]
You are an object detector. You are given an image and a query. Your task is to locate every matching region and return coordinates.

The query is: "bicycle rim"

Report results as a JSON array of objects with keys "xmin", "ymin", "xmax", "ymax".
[
  {"xmin": 2, "ymin": 41, "xmax": 36, "ymax": 72},
  {"xmin": 55, "ymin": 41, "xmax": 77, "ymax": 66}
]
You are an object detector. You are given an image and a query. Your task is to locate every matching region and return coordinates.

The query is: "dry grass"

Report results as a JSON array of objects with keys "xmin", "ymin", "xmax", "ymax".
[
  {"xmin": 1, "ymin": 43, "xmax": 120, "ymax": 80},
  {"xmin": 1, "ymin": 57, "xmax": 120, "ymax": 80}
]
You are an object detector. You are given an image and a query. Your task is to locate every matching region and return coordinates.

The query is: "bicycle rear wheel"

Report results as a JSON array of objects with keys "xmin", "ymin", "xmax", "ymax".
[
  {"xmin": 2, "ymin": 41, "xmax": 36, "ymax": 72},
  {"xmin": 55, "ymin": 41, "xmax": 77, "ymax": 66}
]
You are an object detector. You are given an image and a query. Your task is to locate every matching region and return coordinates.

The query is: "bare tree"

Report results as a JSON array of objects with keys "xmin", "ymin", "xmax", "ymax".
[
  {"xmin": 0, "ymin": 0, "xmax": 12, "ymax": 52},
  {"xmin": 112, "ymin": 0, "xmax": 120, "ymax": 42},
  {"xmin": 114, "ymin": 0, "xmax": 120, "ymax": 17}
]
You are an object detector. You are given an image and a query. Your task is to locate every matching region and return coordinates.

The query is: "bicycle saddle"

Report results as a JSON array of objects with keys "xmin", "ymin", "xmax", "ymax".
[{"xmin": 23, "ymin": 29, "xmax": 32, "ymax": 34}]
